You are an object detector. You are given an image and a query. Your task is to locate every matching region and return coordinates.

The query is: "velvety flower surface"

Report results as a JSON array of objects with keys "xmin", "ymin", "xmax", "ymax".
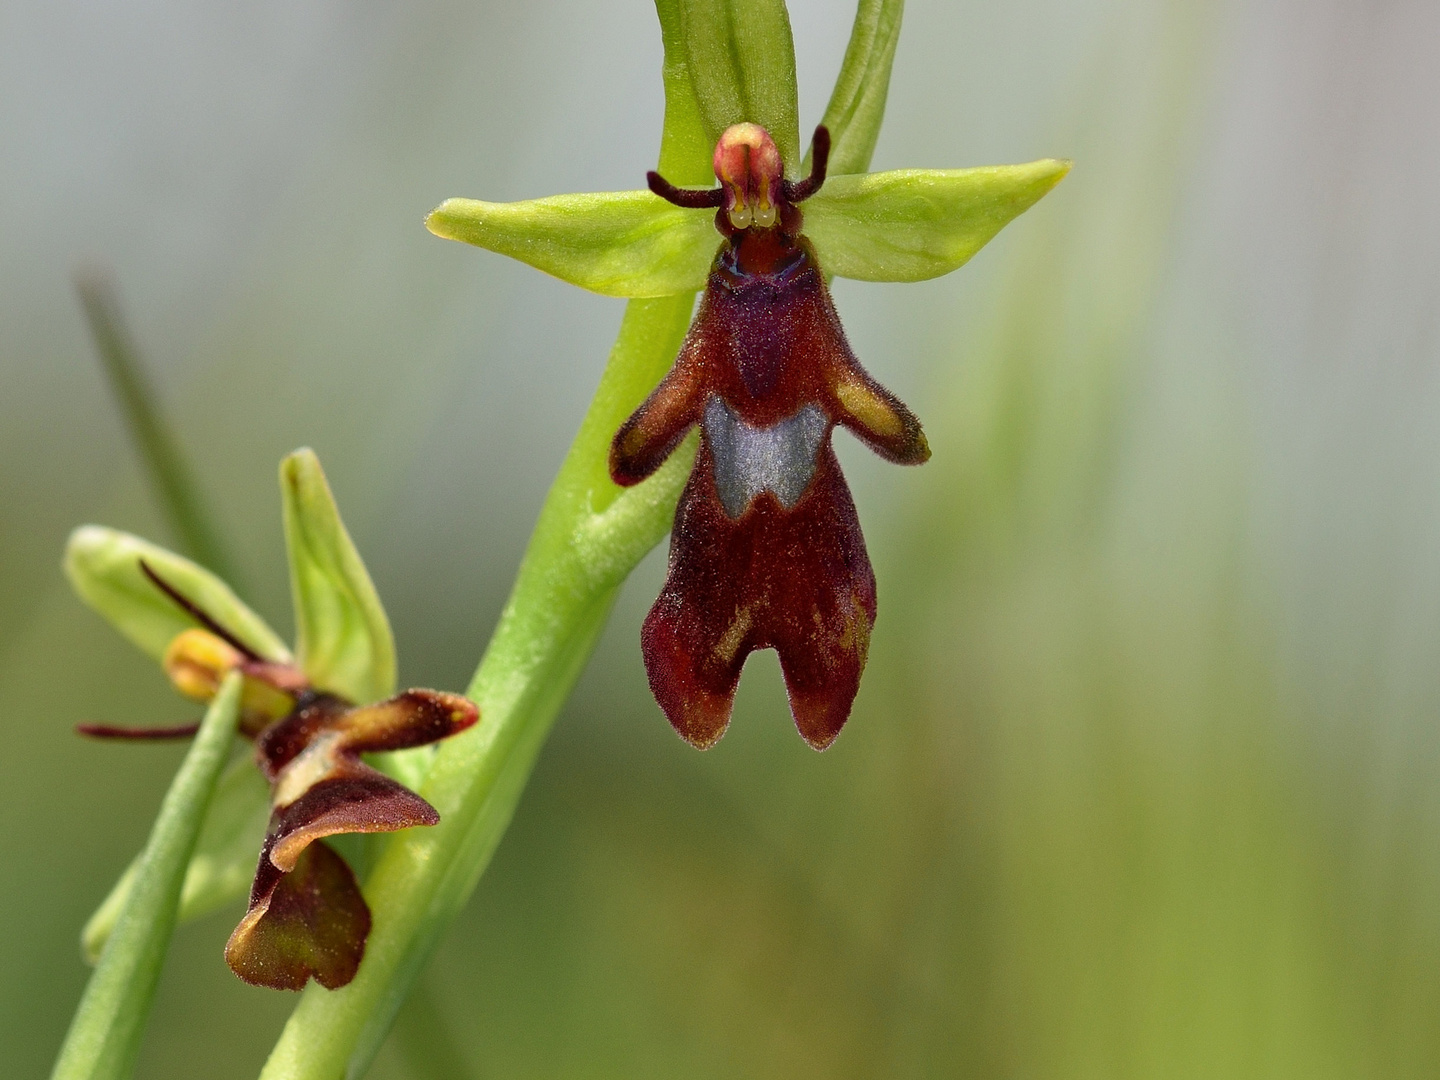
[
  {"xmin": 229, "ymin": 686, "xmax": 475, "ymax": 990},
  {"xmin": 66, "ymin": 449, "xmax": 478, "ymax": 990},
  {"xmin": 612, "ymin": 124, "xmax": 927, "ymax": 748}
]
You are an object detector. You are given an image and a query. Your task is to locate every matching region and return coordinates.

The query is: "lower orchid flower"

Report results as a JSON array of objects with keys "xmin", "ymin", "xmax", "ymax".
[{"xmin": 65, "ymin": 448, "xmax": 477, "ymax": 990}]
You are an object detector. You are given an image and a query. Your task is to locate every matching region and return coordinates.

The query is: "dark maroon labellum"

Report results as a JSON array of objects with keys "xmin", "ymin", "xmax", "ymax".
[{"xmin": 612, "ymin": 123, "xmax": 929, "ymax": 751}]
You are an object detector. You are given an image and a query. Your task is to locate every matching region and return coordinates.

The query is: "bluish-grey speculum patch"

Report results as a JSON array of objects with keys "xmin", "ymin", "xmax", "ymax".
[{"xmin": 703, "ymin": 396, "xmax": 828, "ymax": 518}]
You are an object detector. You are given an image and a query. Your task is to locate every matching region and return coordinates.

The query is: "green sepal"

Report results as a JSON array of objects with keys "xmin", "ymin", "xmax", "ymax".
[
  {"xmin": 281, "ymin": 448, "xmax": 396, "ymax": 704},
  {"xmin": 674, "ymin": 0, "xmax": 801, "ymax": 174},
  {"xmin": 804, "ymin": 160, "xmax": 1073, "ymax": 282},
  {"xmin": 652, "ymin": 0, "xmax": 715, "ymax": 186},
  {"xmin": 427, "ymin": 191, "xmax": 717, "ymax": 298},
  {"xmin": 63, "ymin": 525, "xmax": 290, "ymax": 664},
  {"xmin": 81, "ymin": 751, "xmax": 271, "ymax": 963},
  {"xmin": 811, "ymin": 0, "xmax": 904, "ymax": 177}
]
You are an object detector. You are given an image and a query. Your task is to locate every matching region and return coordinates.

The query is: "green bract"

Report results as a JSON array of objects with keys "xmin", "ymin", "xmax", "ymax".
[
  {"xmin": 81, "ymin": 757, "xmax": 271, "ymax": 963},
  {"xmin": 52, "ymin": 675, "xmax": 243, "ymax": 1080},
  {"xmin": 282, "ymin": 448, "xmax": 397, "ymax": 705},
  {"xmin": 67, "ymin": 448, "xmax": 404, "ymax": 961},
  {"xmin": 426, "ymin": 163, "xmax": 1070, "ymax": 296},
  {"xmin": 811, "ymin": 0, "xmax": 904, "ymax": 176},
  {"xmin": 426, "ymin": 192, "xmax": 716, "ymax": 298}
]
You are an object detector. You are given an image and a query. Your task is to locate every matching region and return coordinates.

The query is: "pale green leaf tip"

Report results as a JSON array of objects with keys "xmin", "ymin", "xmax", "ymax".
[
  {"xmin": 425, "ymin": 199, "xmax": 473, "ymax": 242},
  {"xmin": 280, "ymin": 445, "xmax": 320, "ymax": 485},
  {"xmin": 1037, "ymin": 157, "xmax": 1073, "ymax": 189}
]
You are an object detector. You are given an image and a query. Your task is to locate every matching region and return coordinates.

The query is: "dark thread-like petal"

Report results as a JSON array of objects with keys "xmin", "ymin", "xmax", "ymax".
[
  {"xmin": 76, "ymin": 721, "xmax": 201, "ymax": 741},
  {"xmin": 140, "ymin": 559, "xmax": 263, "ymax": 661}
]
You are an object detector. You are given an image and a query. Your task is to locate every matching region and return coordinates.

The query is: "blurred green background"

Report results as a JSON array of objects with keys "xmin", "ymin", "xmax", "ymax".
[{"xmin": 6, "ymin": 0, "xmax": 1440, "ymax": 1076}]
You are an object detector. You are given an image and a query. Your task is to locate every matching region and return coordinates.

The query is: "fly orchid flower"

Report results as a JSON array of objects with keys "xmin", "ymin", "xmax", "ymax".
[
  {"xmin": 425, "ymin": 27, "xmax": 1068, "ymax": 750},
  {"xmin": 611, "ymin": 122, "xmax": 928, "ymax": 749},
  {"xmin": 65, "ymin": 449, "xmax": 477, "ymax": 990}
]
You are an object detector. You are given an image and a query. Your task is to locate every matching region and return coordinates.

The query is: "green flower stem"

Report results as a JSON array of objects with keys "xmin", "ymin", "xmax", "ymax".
[
  {"xmin": 259, "ymin": 297, "xmax": 697, "ymax": 1080},
  {"xmin": 50, "ymin": 674, "xmax": 243, "ymax": 1080},
  {"xmin": 74, "ymin": 268, "xmax": 240, "ymax": 588}
]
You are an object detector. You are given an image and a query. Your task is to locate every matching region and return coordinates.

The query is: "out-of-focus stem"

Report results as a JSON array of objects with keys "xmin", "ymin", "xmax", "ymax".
[
  {"xmin": 50, "ymin": 674, "xmax": 242, "ymax": 1080},
  {"xmin": 390, "ymin": 977, "xmax": 476, "ymax": 1080},
  {"xmin": 75, "ymin": 267, "xmax": 240, "ymax": 587}
]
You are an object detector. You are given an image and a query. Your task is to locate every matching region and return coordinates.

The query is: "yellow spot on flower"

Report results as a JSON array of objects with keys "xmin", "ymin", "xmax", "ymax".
[{"xmin": 835, "ymin": 380, "xmax": 904, "ymax": 440}]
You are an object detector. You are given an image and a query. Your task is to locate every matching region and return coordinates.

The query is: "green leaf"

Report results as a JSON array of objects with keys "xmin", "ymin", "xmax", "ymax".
[
  {"xmin": 427, "ymin": 191, "xmax": 716, "ymax": 298},
  {"xmin": 812, "ymin": 0, "xmax": 905, "ymax": 176},
  {"xmin": 281, "ymin": 448, "xmax": 396, "ymax": 704},
  {"xmin": 51, "ymin": 674, "xmax": 243, "ymax": 1080},
  {"xmin": 81, "ymin": 753, "xmax": 271, "ymax": 963},
  {"xmin": 805, "ymin": 160, "xmax": 1073, "ymax": 282},
  {"xmin": 64, "ymin": 526, "xmax": 290, "ymax": 664},
  {"xmin": 674, "ymin": 0, "xmax": 801, "ymax": 173}
]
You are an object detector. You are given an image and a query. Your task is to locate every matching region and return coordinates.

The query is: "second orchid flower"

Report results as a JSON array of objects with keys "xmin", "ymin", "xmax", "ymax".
[{"xmin": 66, "ymin": 449, "xmax": 477, "ymax": 990}]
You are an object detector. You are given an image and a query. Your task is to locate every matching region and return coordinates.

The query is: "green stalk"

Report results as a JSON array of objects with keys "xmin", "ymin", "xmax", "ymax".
[
  {"xmin": 50, "ymin": 674, "xmax": 243, "ymax": 1080},
  {"xmin": 75, "ymin": 268, "xmax": 240, "ymax": 587}
]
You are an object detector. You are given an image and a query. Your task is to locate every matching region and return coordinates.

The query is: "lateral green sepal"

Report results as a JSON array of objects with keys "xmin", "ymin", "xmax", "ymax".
[
  {"xmin": 426, "ymin": 191, "xmax": 717, "ymax": 298},
  {"xmin": 805, "ymin": 160, "xmax": 1073, "ymax": 282},
  {"xmin": 63, "ymin": 526, "xmax": 289, "ymax": 664}
]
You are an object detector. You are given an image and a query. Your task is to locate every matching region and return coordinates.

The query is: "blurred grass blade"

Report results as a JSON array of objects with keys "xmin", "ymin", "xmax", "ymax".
[
  {"xmin": 812, "ymin": 0, "xmax": 904, "ymax": 176},
  {"xmin": 806, "ymin": 161, "xmax": 1072, "ymax": 281},
  {"xmin": 426, "ymin": 192, "xmax": 716, "ymax": 298},
  {"xmin": 50, "ymin": 674, "xmax": 243, "ymax": 1080},
  {"xmin": 281, "ymin": 449, "xmax": 396, "ymax": 705},
  {"xmin": 74, "ymin": 268, "xmax": 239, "ymax": 586},
  {"xmin": 81, "ymin": 755, "xmax": 271, "ymax": 963},
  {"xmin": 390, "ymin": 978, "xmax": 476, "ymax": 1080},
  {"xmin": 64, "ymin": 526, "xmax": 290, "ymax": 664},
  {"xmin": 675, "ymin": 0, "xmax": 800, "ymax": 172}
]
